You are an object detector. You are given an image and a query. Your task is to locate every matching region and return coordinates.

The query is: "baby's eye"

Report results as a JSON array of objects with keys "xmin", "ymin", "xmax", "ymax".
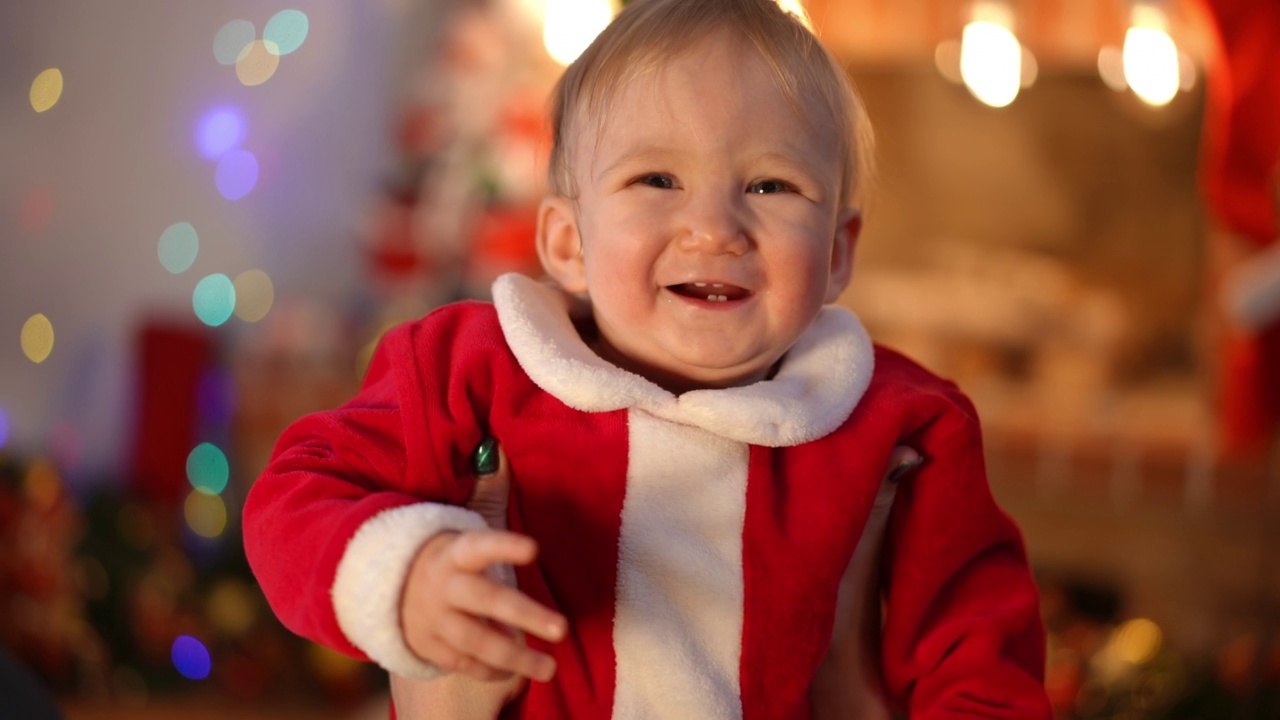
[
  {"xmin": 634, "ymin": 174, "xmax": 676, "ymax": 189},
  {"xmin": 748, "ymin": 179, "xmax": 795, "ymax": 194}
]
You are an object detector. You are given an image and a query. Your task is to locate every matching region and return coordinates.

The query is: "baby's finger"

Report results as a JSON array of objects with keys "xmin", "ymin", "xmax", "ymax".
[
  {"xmin": 447, "ymin": 573, "xmax": 568, "ymax": 643},
  {"xmin": 437, "ymin": 611, "xmax": 557, "ymax": 682},
  {"xmin": 447, "ymin": 530, "xmax": 539, "ymax": 573}
]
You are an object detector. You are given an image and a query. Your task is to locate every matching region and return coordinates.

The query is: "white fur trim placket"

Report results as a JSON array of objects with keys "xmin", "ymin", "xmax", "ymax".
[{"xmin": 612, "ymin": 413, "xmax": 748, "ymax": 719}]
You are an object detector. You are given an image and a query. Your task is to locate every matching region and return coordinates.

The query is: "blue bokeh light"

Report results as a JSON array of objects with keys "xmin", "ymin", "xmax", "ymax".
[
  {"xmin": 186, "ymin": 442, "xmax": 229, "ymax": 496},
  {"xmin": 193, "ymin": 274, "xmax": 236, "ymax": 327},
  {"xmin": 171, "ymin": 635, "xmax": 212, "ymax": 680},
  {"xmin": 0, "ymin": 407, "xmax": 9, "ymax": 449},
  {"xmin": 264, "ymin": 10, "xmax": 309, "ymax": 56},
  {"xmin": 215, "ymin": 150, "xmax": 259, "ymax": 201},
  {"xmin": 196, "ymin": 107, "xmax": 246, "ymax": 161}
]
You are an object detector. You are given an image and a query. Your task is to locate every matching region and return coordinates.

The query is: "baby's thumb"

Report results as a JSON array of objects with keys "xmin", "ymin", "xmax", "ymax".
[{"xmin": 467, "ymin": 438, "xmax": 510, "ymax": 531}]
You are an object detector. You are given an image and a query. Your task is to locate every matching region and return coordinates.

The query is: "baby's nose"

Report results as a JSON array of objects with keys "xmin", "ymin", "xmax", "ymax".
[{"xmin": 676, "ymin": 194, "xmax": 749, "ymax": 255}]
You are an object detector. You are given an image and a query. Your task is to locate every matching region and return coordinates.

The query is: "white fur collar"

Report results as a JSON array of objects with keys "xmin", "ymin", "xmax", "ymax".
[{"xmin": 492, "ymin": 273, "xmax": 874, "ymax": 447}]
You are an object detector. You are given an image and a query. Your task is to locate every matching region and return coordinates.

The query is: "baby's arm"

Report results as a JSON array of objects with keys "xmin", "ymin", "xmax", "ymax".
[
  {"xmin": 878, "ymin": 391, "xmax": 1052, "ymax": 718},
  {"xmin": 390, "ymin": 446, "xmax": 540, "ymax": 720}
]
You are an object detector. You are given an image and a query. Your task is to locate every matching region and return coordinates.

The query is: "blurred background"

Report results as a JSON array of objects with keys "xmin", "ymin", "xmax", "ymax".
[{"xmin": 2, "ymin": 0, "xmax": 1278, "ymax": 718}]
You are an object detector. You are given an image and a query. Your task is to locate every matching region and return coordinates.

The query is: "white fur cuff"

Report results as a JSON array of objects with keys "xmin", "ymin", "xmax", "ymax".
[{"xmin": 332, "ymin": 502, "xmax": 501, "ymax": 679}]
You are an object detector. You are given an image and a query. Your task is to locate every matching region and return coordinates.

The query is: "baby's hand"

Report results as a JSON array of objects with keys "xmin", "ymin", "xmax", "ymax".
[{"xmin": 402, "ymin": 529, "xmax": 568, "ymax": 682}]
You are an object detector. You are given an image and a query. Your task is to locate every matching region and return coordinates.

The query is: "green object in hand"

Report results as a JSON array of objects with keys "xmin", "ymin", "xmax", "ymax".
[{"xmin": 471, "ymin": 437, "xmax": 498, "ymax": 476}]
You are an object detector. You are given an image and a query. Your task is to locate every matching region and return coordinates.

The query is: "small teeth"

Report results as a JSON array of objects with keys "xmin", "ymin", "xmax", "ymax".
[
  {"xmin": 692, "ymin": 282, "xmax": 725, "ymax": 288},
  {"xmin": 708, "ymin": 294, "xmax": 728, "ymax": 302}
]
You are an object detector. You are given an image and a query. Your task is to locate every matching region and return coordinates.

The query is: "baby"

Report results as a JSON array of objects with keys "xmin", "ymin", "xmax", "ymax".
[{"xmin": 244, "ymin": 0, "xmax": 1052, "ymax": 717}]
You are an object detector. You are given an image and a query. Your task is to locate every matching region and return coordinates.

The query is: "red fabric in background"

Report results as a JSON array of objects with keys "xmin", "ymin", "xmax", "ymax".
[
  {"xmin": 129, "ymin": 323, "xmax": 214, "ymax": 505},
  {"xmin": 1199, "ymin": 0, "xmax": 1280, "ymax": 451}
]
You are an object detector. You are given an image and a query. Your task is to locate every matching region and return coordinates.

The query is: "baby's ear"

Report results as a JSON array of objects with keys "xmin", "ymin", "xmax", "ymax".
[
  {"xmin": 825, "ymin": 209, "xmax": 861, "ymax": 303},
  {"xmin": 536, "ymin": 196, "xmax": 587, "ymax": 293}
]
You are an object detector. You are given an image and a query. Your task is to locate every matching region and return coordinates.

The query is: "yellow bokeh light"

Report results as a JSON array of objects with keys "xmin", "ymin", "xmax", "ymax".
[
  {"xmin": 23, "ymin": 459, "xmax": 61, "ymax": 513},
  {"xmin": 308, "ymin": 643, "xmax": 363, "ymax": 680},
  {"xmin": 21, "ymin": 313, "xmax": 55, "ymax": 363},
  {"xmin": 208, "ymin": 580, "xmax": 257, "ymax": 637},
  {"xmin": 1114, "ymin": 618, "xmax": 1162, "ymax": 665},
  {"xmin": 184, "ymin": 490, "xmax": 228, "ymax": 538},
  {"xmin": 233, "ymin": 269, "xmax": 275, "ymax": 322},
  {"xmin": 236, "ymin": 40, "xmax": 281, "ymax": 87},
  {"xmin": 30, "ymin": 68, "xmax": 64, "ymax": 113}
]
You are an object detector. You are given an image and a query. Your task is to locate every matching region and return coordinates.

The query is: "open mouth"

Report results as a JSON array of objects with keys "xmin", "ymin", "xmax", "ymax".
[{"xmin": 667, "ymin": 282, "xmax": 751, "ymax": 303}]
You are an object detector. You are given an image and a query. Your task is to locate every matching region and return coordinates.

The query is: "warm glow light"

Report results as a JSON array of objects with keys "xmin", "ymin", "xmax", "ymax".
[
  {"xmin": 1097, "ymin": 46, "xmax": 1127, "ymax": 91},
  {"xmin": 184, "ymin": 490, "xmax": 228, "ymax": 539},
  {"xmin": 236, "ymin": 40, "xmax": 281, "ymax": 86},
  {"xmin": 960, "ymin": 16, "xmax": 1022, "ymax": 108},
  {"xmin": 233, "ymin": 269, "xmax": 274, "ymax": 322},
  {"xmin": 21, "ymin": 314, "xmax": 54, "ymax": 363},
  {"xmin": 1123, "ymin": 6, "xmax": 1179, "ymax": 107},
  {"xmin": 1114, "ymin": 618, "xmax": 1162, "ymax": 665},
  {"xmin": 543, "ymin": 0, "xmax": 613, "ymax": 66},
  {"xmin": 776, "ymin": 0, "xmax": 812, "ymax": 29},
  {"xmin": 30, "ymin": 68, "xmax": 63, "ymax": 113}
]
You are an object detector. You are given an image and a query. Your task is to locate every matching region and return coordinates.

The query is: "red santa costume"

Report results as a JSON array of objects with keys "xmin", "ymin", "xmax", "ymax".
[{"xmin": 243, "ymin": 273, "xmax": 1050, "ymax": 719}]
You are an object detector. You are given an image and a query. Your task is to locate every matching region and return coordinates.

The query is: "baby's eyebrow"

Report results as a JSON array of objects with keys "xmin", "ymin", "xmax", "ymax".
[{"xmin": 594, "ymin": 146, "xmax": 679, "ymax": 182}]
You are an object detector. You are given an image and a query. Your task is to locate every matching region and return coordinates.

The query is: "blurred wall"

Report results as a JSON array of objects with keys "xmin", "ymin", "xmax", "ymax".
[{"xmin": 1, "ymin": 1, "xmax": 405, "ymax": 481}]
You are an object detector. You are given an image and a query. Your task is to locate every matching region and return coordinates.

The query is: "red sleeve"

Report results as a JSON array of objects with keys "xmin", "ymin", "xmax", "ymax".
[
  {"xmin": 242, "ymin": 305, "xmax": 493, "ymax": 659},
  {"xmin": 879, "ymin": 386, "xmax": 1050, "ymax": 718}
]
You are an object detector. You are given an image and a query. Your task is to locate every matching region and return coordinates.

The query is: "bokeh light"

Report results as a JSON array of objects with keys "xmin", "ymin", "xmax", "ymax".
[
  {"xmin": 264, "ymin": 9, "xmax": 309, "ymax": 55},
  {"xmin": 208, "ymin": 580, "xmax": 257, "ymax": 638},
  {"xmin": 21, "ymin": 313, "xmax": 55, "ymax": 363},
  {"xmin": 20, "ymin": 187, "xmax": 54, "ymax": 235},
  {"xmin": 197, "ymin": 369, "xmax": 235, "ymax": 427},
  {"xmin": 215, "ymin": 150, "xmax": 259, "ymax": 200},
  {"xmin": 235, "ymin": 40, "xmax": 281, "ymax": 87},
  {"xmin": 192, "ymin": 274, "xmax": 236, "ymax": 327},
  {"xmin": 23, "ymin": 459, "xmax": 61, "ymax": 513},
  {"xmin": 233, "ymin": 269, "xmax": 275, "ymax": 322},
  {"xmin": 214, "ymin": 19, "xmax": 255, "ymax": 66},
  {"xmin": 171, "ymin": 635, "xmax": 212, "ymax": 680},
  {"xmin": 30, "ymin": 68, "xmax": 63, "ymax": 113},
  {"xmin": 196, "ymin": 107, "xmax": 246, "ymax": 160},
  {"xmin": 186, "ymin": 442, "xmax": 229, "ymax": 495},
  {"xmin": 184, "ymin": 490, "xmax": 228, "ymax": 539},
  {"xmin": 544, "ymin": 0, "xmax": 613, "ymax": 66},
  {"xmin": 960, "ymin": 18, "xmax": 1022, "ymax": 108},
  {"xmin": 1114, "ymin": 617, "xmax": 1163, "ymax": 665},
  {"xmin": 308, "ymin": 642, "xmax": 364, "ymax": 682},
  {"xmin": 0, "ymin": 407, "xmax": 8, "ymax": 449},
  {"xmin": 158, "ymin": 222, "xmax": 199, "ymax": 274}
]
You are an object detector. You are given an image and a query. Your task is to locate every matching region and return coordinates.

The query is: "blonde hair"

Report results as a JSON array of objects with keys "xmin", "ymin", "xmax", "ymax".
[{"xmin": 546, "ymin": 0, "xmax": 875, "ymax": 208}]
